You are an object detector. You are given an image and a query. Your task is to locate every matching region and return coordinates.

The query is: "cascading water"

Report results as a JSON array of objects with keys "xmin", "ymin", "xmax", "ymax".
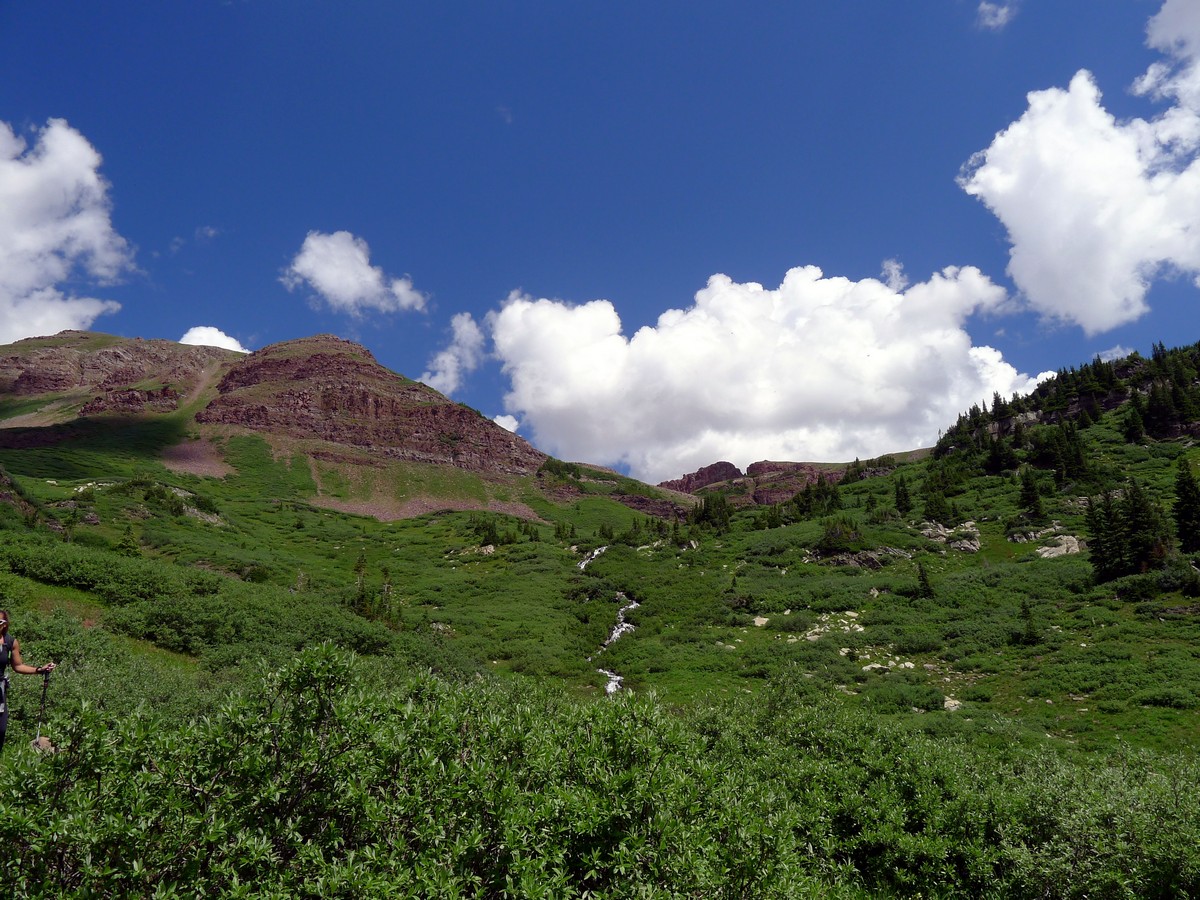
[
  {"xmin": 588, "ymin": 591, "xmax": 640, "ymax": 694},
  {"xmin": 578, "ymin": 545, "xmax": 608, "ymax": 570}
]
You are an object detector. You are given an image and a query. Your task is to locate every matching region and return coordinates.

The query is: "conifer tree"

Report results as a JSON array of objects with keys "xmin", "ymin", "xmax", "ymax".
[
  {"xmin": 991, "ymin": 390, "xmax": 1011, "ymax": 422},
  {"xmin": 1146, "ymin": 382, "xmax": 1178, "ymax": 438},
  {"xmin": 1011, "ymin": 420, "xmax": 1026, "ymax": 450},
  {"xmin": 1019, "ymin": 466, "xmax": 1044, "ymax": 520},
  {"xmin": 1087, "ymin": 480, "xmax": 1172, "ymax": 582},
  {"xmin": 1175, "ymin": 457, "xmax": 1200, "ymax": 554},
  {"xmin": 116, "ymin": 524, "xmax": 140, "ymax": 557},
  {"xmin": 916, "ymin": 562, "xmax": 935, "ymax": 599},
  {"xmin": 1124, "ymin": 394, "xmax": 1146, "ymax": 443},
  {"xmin": 1086, "ymin": 492, "xmax": 1121, "ymax": 583},
  {"xmin": 1122, "ymin": 479, "xmax": 1170, "ymax": 574},
  {"xmin": 894, "ymin": 475, "xmax": 912, "ymax": 516},
  {"xmin": 922, "ymin": 491, "xmax": 951, "ymax": 525},
  {"xmin": 983, "ymin": 434, "xmax": 1019, "ymax": 474}
]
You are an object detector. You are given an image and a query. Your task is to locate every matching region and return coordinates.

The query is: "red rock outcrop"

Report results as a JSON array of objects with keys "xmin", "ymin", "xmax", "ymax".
[
  {"xmin": 80, "ymin": 387, "xmax": 181, "ymax": 416},
  {"xmin": 0, "ymin": 331, "xmax": 238, "ymax": 397},
  {"xmin": 196, "ymin": 335, "xmax": 546, "ymax": 476},
  {"xmin": 658, "ymin": 461, "xmax": 743, "ymax": 494},
  {"xmin": 661, "ymin": 458, "xmax": 846, "ymax": 506}
]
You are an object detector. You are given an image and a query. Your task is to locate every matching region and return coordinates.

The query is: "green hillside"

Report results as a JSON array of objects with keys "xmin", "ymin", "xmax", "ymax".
[{"xmin": 0, "ymin": 340, "xmax": 1199, "ymax": 896}]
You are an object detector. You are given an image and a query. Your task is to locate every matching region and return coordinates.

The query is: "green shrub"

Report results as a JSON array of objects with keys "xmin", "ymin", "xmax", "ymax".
[
  {"xmin": 960, "ymin": 683, "xmax": 995, "ymax": 702},
  {"xmin": 1130, "ymin": 686, "xmax": 1199, "ymax": 709},
  {"xmin": 861, "ymin": 678, "xmax": 944, "ymax": 713},
  {"xmin": 894, "ymin": 629, "xmax": 943, "ymax": 655}
]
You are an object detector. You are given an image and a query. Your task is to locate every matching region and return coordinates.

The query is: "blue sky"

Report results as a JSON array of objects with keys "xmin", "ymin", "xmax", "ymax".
[{"xmin": 2, "ymin": 1, "xmax": 1199, "ymax": 482}]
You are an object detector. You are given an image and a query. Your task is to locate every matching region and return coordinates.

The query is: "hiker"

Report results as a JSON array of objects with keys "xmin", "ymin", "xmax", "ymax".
[{"xmin": 0, "ymin": 610, "xmax": 56, "ymax": 754}]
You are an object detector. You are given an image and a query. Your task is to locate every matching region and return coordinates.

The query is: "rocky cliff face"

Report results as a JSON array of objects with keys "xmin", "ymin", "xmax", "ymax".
[
  {"xmin": 660, "ymin": 459, "xmax": 846, "ymax": 506},
  {"xmin": 657, "ymin": 461, "xmax": 743, "ymax": 494},
  {"xmin": 196, "ymin": 335, "xmax": 546, "ymax": 476},
  {"xmin": 744, "ymin": 461, "xmax": 846, "ymax": 505},
  {"xmin": 0, "ymin": 331, "xmax": 238, "ymax": 402}
]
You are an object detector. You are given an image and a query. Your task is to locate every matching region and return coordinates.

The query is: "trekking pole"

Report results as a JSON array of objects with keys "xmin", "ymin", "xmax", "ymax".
[{"xmin": 33, "ymin": 670, "xmax": 50, "ymax": 747}]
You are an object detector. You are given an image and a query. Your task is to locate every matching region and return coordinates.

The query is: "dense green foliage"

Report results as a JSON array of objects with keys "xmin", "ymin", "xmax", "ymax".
[
  {"xmin": 2, "ymin": 338, "xmax": 1200, "ymax": 894},
  {"xmin": 1, "ymin": 645, "xmax": 1198, "ymax": 898},
  {"xmin": 1176, "ymin": 457, "xmax": 1200, "ymax": 553}
]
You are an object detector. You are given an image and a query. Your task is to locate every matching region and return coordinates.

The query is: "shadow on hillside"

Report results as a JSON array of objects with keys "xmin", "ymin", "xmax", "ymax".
[{"xmin": 0, "ymin": 415, "xmax": 188, "ymax": 480}]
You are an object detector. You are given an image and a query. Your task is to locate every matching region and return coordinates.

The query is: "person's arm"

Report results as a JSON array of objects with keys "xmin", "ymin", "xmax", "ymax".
[{"xmin": 9, "ymin": 640, "xmax": 55, "ymax": 675}]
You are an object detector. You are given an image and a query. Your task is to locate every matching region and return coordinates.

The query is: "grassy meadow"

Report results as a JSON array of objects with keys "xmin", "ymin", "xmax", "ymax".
[{"xmin": 0, "ymin": 343, "xmax": 1199, "ymax": 895}]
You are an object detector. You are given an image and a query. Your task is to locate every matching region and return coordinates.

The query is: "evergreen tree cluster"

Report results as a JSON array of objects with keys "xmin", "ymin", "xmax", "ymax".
[
  {"xmin": 1175, "ymin": 459, "xmax": 1200, "ymax": 554},
  {"xmin": 687, "ymin": 493, "xmax": 734, "ymax": 533},
  {"xmin": 936, "ymin": 340, "xmax": 1200, "ymax": 458},
  {"xmin": 538, "ymin": 458, "xmax": 582, "ymax": 479},
  {"xmin": 468, "ymin": 514, "xmax": 540, "ymax": 547},
  {"xmin": 790, "ymin": 474, "xmax": 841, "ymax": 518},
  {"xmin": 1086, "ymin": 480, "xmax": 1173, "ymax": 583},
  {"xmin": 750, "ymin": 474, "xmax": 843, "ymax": 530}
]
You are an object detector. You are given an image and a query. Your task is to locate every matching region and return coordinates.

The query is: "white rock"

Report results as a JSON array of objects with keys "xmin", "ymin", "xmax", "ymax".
[{"xmin": 1037, "ymin": 535, "xmax": 1082, "ymax": 558}]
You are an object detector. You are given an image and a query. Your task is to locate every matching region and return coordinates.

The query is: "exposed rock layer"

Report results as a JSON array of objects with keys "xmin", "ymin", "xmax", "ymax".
[
  {"xmin": 657, "ymin": 461, "xmax": 742, "ymax": 494},
  {"xmin": 0, "ymin": 331, "xmax": 237, "ymax": 401},
  {"xmin": 660, "ymin": 459, "xmax": 847, "ymax": 506},
  {"xmin": 196, "ymin": 335, "xmax": 546, "ymax": 476}
]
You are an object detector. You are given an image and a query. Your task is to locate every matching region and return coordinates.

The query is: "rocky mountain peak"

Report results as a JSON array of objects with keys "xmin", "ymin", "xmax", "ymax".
[
  {"xmin": 0, "ymin": 331, "xmax": 239, "ymax": 398},
  {"xmin": 658, "ymin": 461, "xmax": 744, "ymax": 494},
  {"xmin": 197, "ymin": 335, "xmax": 546, "ymax": 476},
  {"xmin": 660, "ymin": 458, "xmax": 847, "ymax": 506}
]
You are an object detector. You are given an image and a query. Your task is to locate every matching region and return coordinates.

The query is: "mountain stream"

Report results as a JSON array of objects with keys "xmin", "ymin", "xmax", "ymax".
[
  {"xmin": 589, "ymin": 591, "xmax": 640, "ymax": 695},
  {"xmin": 576, "ymin": 546, "xmax": 638, "ymax": 693}
]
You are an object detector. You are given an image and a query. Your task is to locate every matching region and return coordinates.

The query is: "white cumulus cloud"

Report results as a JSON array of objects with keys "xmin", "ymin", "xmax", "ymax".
[
  {"xmin": 960, "ymin": 1, "xmax": 1200, "ymax": 336},
  {"xmin": 493, "ymin": 414, "xmax": 520, "ymax": 433},
  {"xmin": 179, "ymin": 326, "xmax": 249, "ymax": 353},
  {"xmin": 280, "ymin": 230, "xmax": 427, "ymax": 315},
  {"xmin": 976, "ymin": 2, "xmax": 1017, "ymax": 32},
  {"xmin": 0, "ymin": 118, "xmax": 131, "ymax": 343},
  {"xmin": 420, "ymin": 312, "xmax": 485, "ymax": 396},
  {"xmin": 489, "ymin": 266, "xmax": 1043, "ymax": 484}
]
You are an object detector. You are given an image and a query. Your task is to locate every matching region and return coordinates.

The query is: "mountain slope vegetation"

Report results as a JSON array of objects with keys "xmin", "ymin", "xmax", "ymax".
[{"xmin": 0, "ymin": 332, "xmax": 1199, "ymax": 896}]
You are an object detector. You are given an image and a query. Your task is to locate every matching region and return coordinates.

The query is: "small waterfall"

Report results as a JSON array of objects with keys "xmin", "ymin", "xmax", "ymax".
[
  {"xmin": 578, "ymin": 545, "xmax": 608, "ymax": 570},
  {"xmin": 588, "ymin": 591, "xmax": 640, "ymax": 694},
  {"xmin": 598, "ymin": 593, "xmax": 640, "ymax": 649},
  {"xmin": 597, "ymin": 668, "xmax": 624, "ymax": 694}
]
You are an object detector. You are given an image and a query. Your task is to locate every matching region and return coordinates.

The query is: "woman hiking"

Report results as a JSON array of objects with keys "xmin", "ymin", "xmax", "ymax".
[{"xmin": 0, "ymin": 610, "xmax": 55, "ymax": 754}]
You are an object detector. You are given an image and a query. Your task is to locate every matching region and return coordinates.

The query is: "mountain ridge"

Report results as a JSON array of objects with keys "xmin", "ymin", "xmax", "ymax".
[{"xmin": 195, "ymin": 334, "xmax": 546, "ymax": 477}]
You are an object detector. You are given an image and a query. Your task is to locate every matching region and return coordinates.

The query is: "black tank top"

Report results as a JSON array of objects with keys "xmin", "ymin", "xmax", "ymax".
[{"xmin": 0, "ymin": 634, "xmax": 12, "ymax": 676}]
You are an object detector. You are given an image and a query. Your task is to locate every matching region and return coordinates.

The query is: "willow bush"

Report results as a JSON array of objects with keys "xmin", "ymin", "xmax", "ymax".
[{"xmin": 0, "ymin": 645, "xmax": 1197, "ymax": 898}]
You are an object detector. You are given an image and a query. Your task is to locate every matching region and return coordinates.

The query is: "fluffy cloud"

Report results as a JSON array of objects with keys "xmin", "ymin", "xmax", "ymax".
[
  {"xmin": 976, "ymin": 2, "xmax": 1017, "ymax": 32},
  {"xmin": 489, "ymin": 266, "xmax": 1045, "ymax": 484},
  {"xmin": 420, "ymin": 312, "xmax": 485, "ymax": 395},
  {"xmin": 960, "ymin": 1, "xmax": 1200, "ymax": 335},
  {"xmin": 179, "ymin": 326, "xmax": 249, "ymax": 353},
  {"xmin": 0, "ymin": 118, "xmax": 131, "ymax": 343},
  {"xmin": 493, "ymin": 414, "xmax": 520, "ymax": 433},
  {"xmin": 1098, "ymin": 344, "xmax": 1133, "ymax": 362},
  {"xmin": 1139, "ymin": 0, "xmax": 1200, "ymax": 114},
  {"xmin": 280, "ymin": 230, "xmax": 427, "ymax": 315}
]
